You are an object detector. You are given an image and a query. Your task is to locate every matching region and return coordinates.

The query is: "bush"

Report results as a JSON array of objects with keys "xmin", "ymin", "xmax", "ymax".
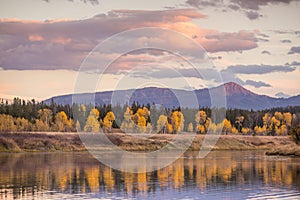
[{"xmin": 289, "ymin": 125, "xmax": 300, "ymax": 144}]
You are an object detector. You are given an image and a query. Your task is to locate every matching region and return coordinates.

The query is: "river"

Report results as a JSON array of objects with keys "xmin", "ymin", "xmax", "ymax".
[{"xmin": 0, "ymin": 151, "xmax": 299, "ymax": 199}]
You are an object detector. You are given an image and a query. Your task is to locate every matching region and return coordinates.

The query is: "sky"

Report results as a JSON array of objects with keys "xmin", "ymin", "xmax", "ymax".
[{"xmin": 0, "ymin": 0, "xmax": 299, "ymax": 100}]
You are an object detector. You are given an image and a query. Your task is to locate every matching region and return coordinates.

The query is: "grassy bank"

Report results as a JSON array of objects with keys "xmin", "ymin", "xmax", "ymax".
[
  {"xmin": 0, "ymin": 132, "xmax": 297, "ymax": 153},
  {"xmin": 0, "ymin": 132, "xmax": 85, "ymax": 152},
  {"xmin": 265, "ymin": 145, "xmax": 300, "ymax": 156}
]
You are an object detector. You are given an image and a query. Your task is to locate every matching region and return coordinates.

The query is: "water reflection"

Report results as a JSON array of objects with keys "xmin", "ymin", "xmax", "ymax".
[{"xmin": 0, "ymin": 151, "xmax": 299, "ymax": 199}]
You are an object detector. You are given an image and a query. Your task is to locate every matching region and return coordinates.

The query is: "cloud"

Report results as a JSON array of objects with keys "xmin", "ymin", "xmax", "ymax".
[
  {"xmin": 28, "ymin": 35, "xmax": 44, "ymax": 42},
  {"xmin": 209, "ymin": 56, "xmax": 222, "ymax": 60},
  {"xmin": 202, "ymin": 30, "xmax": 257, "ymax": 52},
  {"xmin": 183, "ymin": 85, "xmax": 196, "ymax": 90},
  {"xmin": 186, "ymin": 0, "xmax": 299, "ymax": 19},
  {"xmin": 43, "ymin": 0, "xmax": 99, "ymax": 5},
  {"xmin": 220, "ymin": 63, "xmax": 296, "ymax": 89},
  {"xmin": 261, "ymin": 50, "xmax": 271, "ymax": 55},
  {"xmin": 220, "ymin": 71, "xmax": 270, "ymax": 89},
  {"xmin": 257, "ymin": 33, "xmax": 269, "ymax": 38},
  {"xmin": 220, "ymin": 71, "xmax": 244, "ymax": 85},
  {"xmin": 220, "ymin": 64, "xmax": 295, "ymax": 86},
  {"xmin": 223, "ymin": 64, "xmax": 295, "ymax": 74},
  {"xmin": 125, "ymin": 66, "xmax": 220, "ymax": 80},
  {"xmin": 281, "ymin": 39, "xmax": 291, "ymax": 43},
  {"xmin": 288, "ymin": 46, "xmax": 300, "ymax": 54},
  {"xmin": 271, "ymin": 30, "xmax": 300, "ymax": 35},
  {"xmin": 285, "ymin": 61, "xmax": 300, "ymax": 66},
  {"xmin": 257, "ymin": 38, "xmax": 269, "ymax": 42},
  {"xmin": 185, "ymin": 0, "xmax": 223, "ymax": 8},
  {"xmin": 290, "ymin": 61, "xmax": 300, "ymax": 66},
  {"xmin": 230, "ymin": 0, "xmax": 296, "ymax": 11},
  {"xmin": 246, "ymin": 11, "xmax": 260, "ymax": 20},
  {"xmin": 256, "ymin": 33, "xmax": 269, "ymax": 42},
  {"xmin": 0, "ymin": 9, "xmax": 258, "ymax": 71},
  {"xmin": 275, "ymin": 92, "xmax": 291, "ymax": 98},
  {"xmin": 245, "ymin": 80, "xmax": 271, "ymax": 88},
  {"xmin": 271, "ymin": 30, "xmax": 292, "ymax": 34},
  {"xmin": 228, "ymin": 4, "xmax": 240, "ymax": 10}
]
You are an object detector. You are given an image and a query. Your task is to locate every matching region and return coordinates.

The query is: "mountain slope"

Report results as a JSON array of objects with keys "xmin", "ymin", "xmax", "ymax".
[{"xmin": 44, "ymin": 82, "xmax": 300, "ymax": 110}]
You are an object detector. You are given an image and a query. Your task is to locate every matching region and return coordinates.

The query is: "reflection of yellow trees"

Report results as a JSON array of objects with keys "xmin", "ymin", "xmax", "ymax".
[
  {"xmin": 172, "ymin": 158, "xmax": 185, "ymax": 189},
  {"xmin": 0, "ymin": 152, "xmax": 298, "ymax": 198},
  {"xmin": 208, "ymin": 157, "xmax": 235, "ymax": 184},
  {"xmin": 241, "ymin": 160, "xmax": 251, "ymax": 172},
  {"xmin": 262, "ymin": 160, "xmax": 269, "ymax": 186},
  {"xmin": 271, "ymin": 162, "xmax": 283, "ymax": 184},
  {"xmin": 123, "ymin": 172, "xmax": 134, "ymax": 194},
  {"xmin": 137, "ymin": 172, "xmax": 148, "ymax": 192},
  {"xmin": 285, "ymin": 170, "xmax": 293, "ymax": 186},
  {"xmin": 157, "ymin": 168, "xmax": 169, "ymax": 188},
  {"xmin": 270, "ymin": 161, "xmax": 292, "ymax": 186},
  {"xmin": 85, "ymin": 166, "xmax": 100, "ymax": 191},
  {"xmin": 218, "ymin": 167, "xmax": 232, "ymax": 183},
  {"xmin": 196, "ymin": 160, "xmax": 206, "ymax": 189},
  {"xmin": 103, "ymin": 167, "xmax": 115, "ymax": 190},
  {"xmin": 55, "ymin": 168, "xmax": 67, "ymax": 190},
  {"xmin": 186, "ymin": 158, "xmax": 194, "ymax": 179},
  {"xmin": 206, "ymin": 160, "xmax": 217, "ymax": 182}
]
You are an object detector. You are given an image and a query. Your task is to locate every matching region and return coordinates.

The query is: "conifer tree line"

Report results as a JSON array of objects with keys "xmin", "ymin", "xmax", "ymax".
[{"xmin": 0, "ymin": 97, "xmax": 300, "ymax": 137}]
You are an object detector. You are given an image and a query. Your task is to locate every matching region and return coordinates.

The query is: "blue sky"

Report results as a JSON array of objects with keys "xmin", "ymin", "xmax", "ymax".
[{"xmin": 0, "ymin": 0, "xmax": 299, "ymax": 100}]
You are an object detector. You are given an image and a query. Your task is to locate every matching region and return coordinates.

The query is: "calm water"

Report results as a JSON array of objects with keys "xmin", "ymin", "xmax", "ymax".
[{"xmin": 0, "ymin": 151, "xmax": 300, "ymax": 200}]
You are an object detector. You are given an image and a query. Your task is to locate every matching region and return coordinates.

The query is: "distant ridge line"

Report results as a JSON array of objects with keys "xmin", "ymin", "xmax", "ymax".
[{"xmin": 44, "ymin": 82, "xmax": 300, "ymax": 110}]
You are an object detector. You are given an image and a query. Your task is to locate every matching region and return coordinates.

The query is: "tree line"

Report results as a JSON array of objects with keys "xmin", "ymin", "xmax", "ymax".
[{"xmin": 0, "ymin": 98, "xmax": 300, "ymax": 139}]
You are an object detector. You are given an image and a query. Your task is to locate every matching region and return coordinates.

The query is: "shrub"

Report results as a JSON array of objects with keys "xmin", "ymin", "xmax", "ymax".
[{"xmin": 289, "ymin": 125, "xmax": 300, "ymax": 144}]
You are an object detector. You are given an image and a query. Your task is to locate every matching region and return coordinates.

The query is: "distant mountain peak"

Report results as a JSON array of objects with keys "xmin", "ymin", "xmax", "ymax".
[{"xmin": 221, "ymin": 82, "xmax": 256, "ymax": 96}]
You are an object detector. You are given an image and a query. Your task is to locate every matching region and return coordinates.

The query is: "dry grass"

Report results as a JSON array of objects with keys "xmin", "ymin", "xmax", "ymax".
[
  {"xmin": 94, "ymin": 133, "xmax": 296, "ymax": 152},
  {"xmin": 0, "ymin": 132, "xmax": 297, "ymax": 153},
  {"xmin": 0, "ymin": 132, "xmax": 86, "ymax": 152},
  {"xmin": 266, "ymin": 145, "xmax": 300, "ymax": 156},
  {"xmin": 0, "ymin": 137, "xmax": 21, "ymax": 152}
]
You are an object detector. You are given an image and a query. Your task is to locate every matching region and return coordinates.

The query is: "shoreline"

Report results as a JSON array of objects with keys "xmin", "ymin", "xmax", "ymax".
[{"xmin": 0, "ymin": 132, "xmax": 298, "ymax": 155}]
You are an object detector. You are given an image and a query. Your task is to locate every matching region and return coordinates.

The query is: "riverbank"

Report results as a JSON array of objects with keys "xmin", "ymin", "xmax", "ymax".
[
  {"xmin": 0, "ymin": 132, "xmax": 297, "ymax": 153},
  {"xmin": 0, "ymin": 132, "xmax": 85, "ymax": 152},
  {"xmin": 265, "ymin": 145, "xmax": 300, "ymax": 156}
]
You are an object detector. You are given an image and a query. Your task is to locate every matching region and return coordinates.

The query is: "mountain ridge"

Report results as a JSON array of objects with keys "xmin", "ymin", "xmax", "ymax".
[{"xmin": 44, "ymin": 82, "xmax": 300, "ymax": 110}]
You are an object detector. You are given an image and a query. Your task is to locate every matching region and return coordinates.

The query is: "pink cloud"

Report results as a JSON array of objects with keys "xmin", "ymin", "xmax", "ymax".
[
  {"xmin": 28, "ymin": 35, "xmax": 44, "ymax": 42},
  {"xmin": 51, "ymin": 37, "xmax": 72, "ymax": 44},
  {"xmin": 0, "ymin": 9, "xmax": 258, "ymax": 70}
]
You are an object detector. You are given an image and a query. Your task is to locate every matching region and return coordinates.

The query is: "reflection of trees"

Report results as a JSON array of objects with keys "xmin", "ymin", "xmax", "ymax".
[
  {"xmin": 102, "ymin": 167, "xmax": 115, "ymax": 190},
  {"xmin": 0, "ymin": 152, "xmax": 300, "ymax": 199}
]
